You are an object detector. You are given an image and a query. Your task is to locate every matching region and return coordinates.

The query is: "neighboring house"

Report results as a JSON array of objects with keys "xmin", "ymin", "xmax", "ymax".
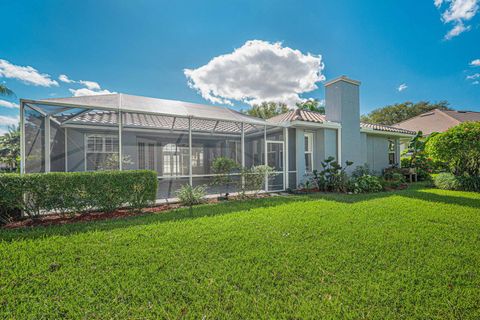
[
  {"xmin": 392, "ymin": 108, "xmax": 480, "ymax": 136},
  {"xmin": 19, "ymin": 76, "xmax": 415, "ymax": 200}
]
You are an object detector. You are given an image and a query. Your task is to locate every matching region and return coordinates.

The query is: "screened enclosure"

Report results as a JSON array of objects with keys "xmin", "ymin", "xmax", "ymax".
[{"xmin": 20, "ymin": 94, "xmax": 291, "ymax": 200}]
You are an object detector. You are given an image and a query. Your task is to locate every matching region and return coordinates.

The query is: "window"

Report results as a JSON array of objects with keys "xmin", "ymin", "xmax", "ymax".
[
  {"xmin": 304, "ymin": 132, "xmax": 314, "ymax": 172},
  {"xmin": 388, "ymin": 139, "xmax": 396, "ymax": 165},
  {"xmin": 162, "ymin": 143, "xmax": 188, "ymax": 176},
  {"xmin": 85, "ymin": 134, "xmax": 119, "ymax": 171},
  {"xmin": 138, "ymin": 140, "xmax": 156, "ymax": 171}
]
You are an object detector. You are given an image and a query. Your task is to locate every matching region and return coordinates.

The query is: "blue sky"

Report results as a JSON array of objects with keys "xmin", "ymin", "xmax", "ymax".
[{"xmin": 1, "ymin": 0, "xmax": 479, "ymax": 133}]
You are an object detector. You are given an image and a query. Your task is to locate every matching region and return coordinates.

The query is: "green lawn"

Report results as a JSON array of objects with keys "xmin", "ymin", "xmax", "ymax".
[{"xmin": 1, "ymin": 184, "xmax": 479, "ymax": 319}]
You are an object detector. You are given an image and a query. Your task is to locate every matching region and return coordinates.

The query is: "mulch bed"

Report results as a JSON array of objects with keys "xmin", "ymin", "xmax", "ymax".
[{"xmin": 2, "ymin": 193, "xmax": 273, "ymax": 230}]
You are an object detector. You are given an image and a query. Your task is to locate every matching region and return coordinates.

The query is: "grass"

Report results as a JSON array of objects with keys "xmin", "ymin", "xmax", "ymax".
[{"xmin": 1, "ymin": 184, "xmax": 479, "ymax": 319}]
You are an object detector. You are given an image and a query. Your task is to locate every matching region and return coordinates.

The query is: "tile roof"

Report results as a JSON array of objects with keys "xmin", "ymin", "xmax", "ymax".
[
  {"xmin": 267, "ymin": 109, "xmax": 415, "ymax": 135},
  {"xmin": 61, "ymin": 110, "xmax": 258, "ymax": 134}
]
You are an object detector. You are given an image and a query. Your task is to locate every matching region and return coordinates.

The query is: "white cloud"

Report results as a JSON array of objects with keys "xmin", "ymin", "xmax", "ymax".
[
  {"xmin": 184, "ymin": 40, "xmax": 325, "ymax": 106},
  {"xmin": 58, "ymin": 74, "xmax": 75, "ymax": 83},
  {"xmin": 0, "ymin": 59, "xmax": 58, "ymax": 87},
  {"xmin": 78, "ymin": 80, "xmax": 101, "ymax": 90},
  {"xmin": 466, "ymin": 73, "xmax": 480, "ymax": 79},
  {"xmin": 69, "ymin": 88, "xmax": 116, "ymax": 97},
  {"xmin": 444, "ymin": 22, "xmax": 470, "ymax": 39},
  {"xmin": 0, "ymin": 115, "xmax": 19, "ymax": 126},
  {"xmin": 434, "ymin": 0, "xmax": 479, "ymax": 39},
  {"xmin": 473, "ymin": 80, "xmax": 480, "ymax": 84},
  {"xmin": 470, "ymin": 59, "xmax": 480, "ymax": 66},
  {"xmin": 398, "ymin": 83, "xmax": 408, "ymax": 92},
  {"xmin": 0, "ymin": 99, "xmax": 19, "ymax": 109}
]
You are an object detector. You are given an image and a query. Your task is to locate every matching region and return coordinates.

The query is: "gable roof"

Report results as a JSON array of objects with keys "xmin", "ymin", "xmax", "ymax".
[
  {"xmin": 267, "ymin": 109, "xmax": 416, "ymax": 135},
  {"xmin": 392, "ymin": 109, "xmax": 480, "ymax": 135},
  {"xmin": 28, "ymin": 93, "xmax": 268, "ymax": 126}
]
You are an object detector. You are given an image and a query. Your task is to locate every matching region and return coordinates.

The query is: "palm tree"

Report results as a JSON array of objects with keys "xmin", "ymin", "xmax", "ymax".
[
  {"xmin": 0, "ymin": 125, "xmax": 20, "ymax": 171},
  {"xmin": 0, "ymin": 84, "xmax": 14, "ymax": 96}
]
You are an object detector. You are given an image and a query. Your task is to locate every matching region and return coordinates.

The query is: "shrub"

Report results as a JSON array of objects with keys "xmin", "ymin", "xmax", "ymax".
[
  {"xmin": 0, "ymin": 170, "xmax": 157, "ymax": 221},
  {"xmin": 211, "ymin": 157, "xmax": 239, "ymax": 198},
  {"xmin": 351, "ymin": 175, "xmax": 383, "ymax": 194},
  {"xmin": 456, "ymin": 175, "xmax": 480, "ymax": 192},
  {"xmin": 176, "ymin": 184, "xmax": 206, "ymax": 214},
  {"xmin": 426, "ymin": 122, "xmax": 480, "ymax": 176},
  {"xmin": 240, "ymin": 165, "xmax": 275, "ymax": 197},
  {"xmin": 434, "ymin": 173, "xmax": 460, "ymax": 191},
  {"xmin": 311, "ymin": 157, "xmax": 353, "ymax": 193},
  {"xmin": 351, "ymin": 164, "xmax": 375, "ymax": 179},
  {"xmin": 0, "ymin": 174, "xmax": 24, "ymax": 225}
]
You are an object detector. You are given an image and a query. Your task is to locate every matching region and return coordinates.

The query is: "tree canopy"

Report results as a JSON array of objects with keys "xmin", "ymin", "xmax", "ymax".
[
  {"xmin": 243, "ymin": 102, "xmax": 289, "ymax": 119},
  {"xmin": 426, "ymin": 122, "xmax": 480, "ymax": 176},
  {"xmin": 296, "ymin": 99, "xmax": 325, "ymax": 114},
  {"xmin": 360, "ymin": 101, "xmax": 451, "ymax": 125}
]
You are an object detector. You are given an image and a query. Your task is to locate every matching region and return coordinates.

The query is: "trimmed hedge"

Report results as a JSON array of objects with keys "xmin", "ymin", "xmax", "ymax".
[{"xmin": 0, "ymin": 170, "xmax": 157, "ymax": 223}]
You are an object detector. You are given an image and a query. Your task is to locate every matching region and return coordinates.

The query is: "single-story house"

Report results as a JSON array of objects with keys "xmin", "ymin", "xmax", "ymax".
[
  {"xmin": 392, "ymin": 108, "xmax": 480, "ymax": 136},
  {"xmin": 20, "ymin": 76, "xmax": 415, "ymax": 200}
]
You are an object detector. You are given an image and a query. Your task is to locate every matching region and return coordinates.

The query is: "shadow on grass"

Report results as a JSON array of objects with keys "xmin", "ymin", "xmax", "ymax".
[{"xmin": 2, "ymin": 184, "xmax": 478, "ymax": 242}]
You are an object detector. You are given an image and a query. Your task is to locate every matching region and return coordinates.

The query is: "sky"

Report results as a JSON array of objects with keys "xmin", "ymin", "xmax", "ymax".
[{"xmin": 1, "ymin": 0, "xmax": 479, "ymax": 134}]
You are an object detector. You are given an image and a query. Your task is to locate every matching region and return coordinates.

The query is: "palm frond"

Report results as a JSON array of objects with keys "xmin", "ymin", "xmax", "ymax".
[{"xmin": 0, "ymin": 84, "xmax": 14, "ymax": 96}]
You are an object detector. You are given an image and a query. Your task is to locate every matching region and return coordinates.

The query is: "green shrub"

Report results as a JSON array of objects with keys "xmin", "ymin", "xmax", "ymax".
[
  {"xmin": 0, "ymin": 174, "xmax": 24, "ymax": 225},
  {"xmin": 434, "ymin": 173, "xmax": 460, "ymax": 191},
  {"xmin": 240, "ymin": 165, "xmax": 275, "ymax": 197},
  {"xmin": 351, "ymin": 175, "xmax": 383, "ymax": 194},
  {"xmin": 211, "ymin": 157, "xmax": 239, "ymax": 198},
  {"xmin": 176, "ymin": 184, "xmax": 206, "ymax": 207},
  {"xmin": 0, "ymin": 170, "xmax": 157, "ymax": 221},
  {"xmin": 426, "ymin": 122, "xmax": 480, "ymax": 176},
  {"xmin": 456, "ymin": 175, "xmax": 480, "ymax": 192},
  {"xmin": 311, "ymin": 157, "xmax": 353, "ymax": 193}
]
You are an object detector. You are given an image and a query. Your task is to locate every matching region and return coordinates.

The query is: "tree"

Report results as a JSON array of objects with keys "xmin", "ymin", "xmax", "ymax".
[
  {"xmin": 0, "ymin": 126, "xmax": 20, "ymax": 171},
  {"xmin": 400, "ymin": 131, "xmax": 433, "ymax": 180},
  {"xmin": 244, "ymin": 101, "xmax": 289, "ymax": 119},
  {"xmin": 426, "ymin": 122, "xmax": 480, "ymax": 176},
  {"xmin": 296, "ymin": 99, "xmax": 325, "ymax": 114},
  {"xmin": 0, "ymin": 84, "xmax": 14, "ymax": 96},
  {"xmin": 360, "ymin": 101, "xmax": 451, "ymax": 125}
]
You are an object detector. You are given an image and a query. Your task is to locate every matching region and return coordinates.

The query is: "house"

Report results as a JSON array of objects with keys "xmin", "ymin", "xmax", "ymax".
[
  {"xmin": 19, "ymin": 76, "xmax": 415, "ymax": 200},
  {"xmin": 392, "ymin": 108, "xmax": 480, "ymax": 136}
]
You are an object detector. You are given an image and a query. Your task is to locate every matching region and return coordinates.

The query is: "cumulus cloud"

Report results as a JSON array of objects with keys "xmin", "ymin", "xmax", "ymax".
[
  {"xmin": 69, "ymin": 88, "xmax": 116, "ymax": 97},
  {"xmin": 0, "ymin": 59, "xmax": 58, "ymax": 87},
  {"xmin": 434, "ymin": 0, "xmax": 479, "ymax": 39},
  {"xmin": 60, "ymin": 74, "xmax": 112, "ymax": 96},
  {"xmin": 184, "ymin": 40, "xmax": 325, "ymax": 106},
  {"xmin": 0, "ymin": 99, "xmax": 19, "ymax": 109},
  {"xmin": 397, "ymin": 83, "xmax": 408, "ymax": 92},
  {"xmin": 58, "ymin": 74, "xmax": 75, "ymax": 83},
  {"xmin": 78, "ymin": 80, "xmax": 101, "ymax": 90},
  {"xmin": 470, "ymin": 59, "xmax": 480, "ymax": 66}
]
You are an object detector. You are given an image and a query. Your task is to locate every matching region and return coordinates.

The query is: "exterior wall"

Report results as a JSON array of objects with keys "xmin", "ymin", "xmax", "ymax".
[
  {"xmin": 294, "ymin": 127, "xmax": 338, "ymax": 187},
  {"xmin": 295, "ymin": 128, "xmax": 306, "ymax": 186},
  {"xmin": 325, "ymin": 79, "xmax": 362, "ymax": 171},
  {"xmin": 365, "ymin": 134, "xmax": 390, "ymax": 174}
]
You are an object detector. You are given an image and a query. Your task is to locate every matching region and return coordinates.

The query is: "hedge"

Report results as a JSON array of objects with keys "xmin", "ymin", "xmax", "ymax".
[{"xmin": 0, "ymin": 170, "xmax": 158, "ymax": 223}]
